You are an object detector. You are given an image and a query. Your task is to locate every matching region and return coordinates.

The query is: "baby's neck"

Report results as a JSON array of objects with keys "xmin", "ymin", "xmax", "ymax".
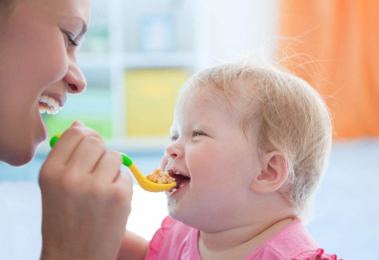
[{"xmin": 198, "ymin": 217, "xmax": 294, "ymax": 260}]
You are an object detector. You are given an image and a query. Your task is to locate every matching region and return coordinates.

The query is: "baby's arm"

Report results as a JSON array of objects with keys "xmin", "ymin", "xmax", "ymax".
[{"xmin": 117, "ymin": 230, "xmax": 149, "ymax": 260}]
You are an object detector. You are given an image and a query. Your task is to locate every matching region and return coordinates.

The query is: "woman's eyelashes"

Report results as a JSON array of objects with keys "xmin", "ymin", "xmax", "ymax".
[{"xmin": 63, "ymin": 31, "xmax": 78, "ymax": 47}]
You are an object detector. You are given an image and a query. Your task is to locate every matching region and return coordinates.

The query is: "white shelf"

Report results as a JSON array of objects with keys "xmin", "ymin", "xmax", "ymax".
[
  {"xmin": 120, "ymin": 51, "xmax": 196, "ymax": 68},
  {"xmin": 78, "ymin": 53, "xmax": 111, "ymax": 69},
  {"xmin": 106, "ymin": 136, "xmax": 169, "ymax": 153},
  {"xmin": 78, "ymin": 51, "xmax": 196, "ymax": 69},
  {"xmin": 68, "ymin": 0, "xmax": 203, "ymax": 148},
  {"xmin": 37, "ymin": 136, "xmax": 169, "ymax": 156}
]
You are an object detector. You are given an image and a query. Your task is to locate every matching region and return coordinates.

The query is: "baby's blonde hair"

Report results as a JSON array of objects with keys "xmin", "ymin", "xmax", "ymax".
[{"xmin": 181, "ymin": 57, "xmax": 333, "ymax": 220}]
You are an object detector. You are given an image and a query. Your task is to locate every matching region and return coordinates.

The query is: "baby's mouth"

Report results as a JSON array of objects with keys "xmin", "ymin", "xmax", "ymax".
[
  {"xmin": 38, "ymin": 95, "xmax": 61, "ymax": 115},
  {"xmin": 166, "ymin": 169, "xmax": 191, "ymax": 194}
]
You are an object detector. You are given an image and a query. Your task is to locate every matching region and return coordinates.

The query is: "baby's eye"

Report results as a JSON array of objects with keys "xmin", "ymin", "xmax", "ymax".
[
  {"xmin": 171, "ymin": 135, "xmax": 179, "ymax": 142},
  {"xmin": 193, "ymin": 131, "xmax": 204, "ymax": 137}
]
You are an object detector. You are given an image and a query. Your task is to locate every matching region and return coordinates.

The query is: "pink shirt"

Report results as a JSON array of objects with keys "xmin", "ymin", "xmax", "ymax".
[{"xmin": 145, "ymin": 216, "xmax": 341, "ymax": 260}]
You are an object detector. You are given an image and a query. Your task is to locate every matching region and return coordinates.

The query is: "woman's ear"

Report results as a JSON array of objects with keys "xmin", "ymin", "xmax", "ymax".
[{"xmin": 250, "ymin": 151, "xmax": 288, "ymax": 194}]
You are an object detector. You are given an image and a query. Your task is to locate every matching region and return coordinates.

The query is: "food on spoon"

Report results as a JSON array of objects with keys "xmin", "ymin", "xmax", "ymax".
[{"xmin": 146, "ymin": 169, "xmax": 176, "ymax": 184}]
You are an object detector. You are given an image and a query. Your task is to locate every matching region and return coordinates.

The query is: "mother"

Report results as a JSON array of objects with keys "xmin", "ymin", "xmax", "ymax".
[{"xmin": 0, "ymin": 0, "xmax": 135, "ymax": 259}]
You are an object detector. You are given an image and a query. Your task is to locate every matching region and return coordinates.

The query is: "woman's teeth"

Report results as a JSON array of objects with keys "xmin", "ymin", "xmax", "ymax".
[{"xmin": 38, "ymin": 95, "xmax": 60, "ymax": 115}]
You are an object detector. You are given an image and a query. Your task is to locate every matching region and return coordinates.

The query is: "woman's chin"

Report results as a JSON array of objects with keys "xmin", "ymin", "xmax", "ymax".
[{"xmin": 6, "ymin": 144, "xmax": 37, "ymax": 167}]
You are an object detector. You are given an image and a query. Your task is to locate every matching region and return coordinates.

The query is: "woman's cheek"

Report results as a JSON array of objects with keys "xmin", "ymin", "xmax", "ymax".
[{"xmin": 40, "ymin": 39, "xmax": 69, "ymax": 84}]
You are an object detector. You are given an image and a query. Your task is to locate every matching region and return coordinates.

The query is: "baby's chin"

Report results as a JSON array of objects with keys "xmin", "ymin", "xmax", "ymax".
[
  {"xmin": 167, "ymin": 204, "xmax": 187, "ymax": 224},
  {"xmin": 167, "ymin": 208, "xmax": 204, "ymax": 230}
]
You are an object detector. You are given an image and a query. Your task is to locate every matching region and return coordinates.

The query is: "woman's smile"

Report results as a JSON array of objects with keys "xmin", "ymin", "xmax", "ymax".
[{"xmin": 38, "ymin": 94, "xmax": 62, "ymax": 115}]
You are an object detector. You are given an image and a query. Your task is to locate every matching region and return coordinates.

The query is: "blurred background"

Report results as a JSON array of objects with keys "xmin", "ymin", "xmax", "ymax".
[{"xmin": 1, "ymin": 0, "xmax": 379, "ymax": 259}]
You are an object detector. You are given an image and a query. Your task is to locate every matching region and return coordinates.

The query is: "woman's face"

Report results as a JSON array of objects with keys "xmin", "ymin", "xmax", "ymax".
[{"xmin": 0, "ymin": 0, "xmax": 91, "ymax": 165}]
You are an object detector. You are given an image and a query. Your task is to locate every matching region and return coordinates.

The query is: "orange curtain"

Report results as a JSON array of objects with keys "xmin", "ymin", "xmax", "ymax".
[{"xmin": 279, "ymin": 0, "xmax": 379, "ymax": 139}]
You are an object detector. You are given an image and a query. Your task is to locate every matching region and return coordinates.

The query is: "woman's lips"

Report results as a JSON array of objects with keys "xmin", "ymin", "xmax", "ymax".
[{"xmin": 36, "ymin": 103, "xmax": 48, "ymax": 142}]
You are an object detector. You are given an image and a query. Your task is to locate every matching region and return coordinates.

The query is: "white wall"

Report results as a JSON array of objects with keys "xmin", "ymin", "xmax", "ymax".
[{"xmin": 195, "ymin": 0, "xmax": 279, "ymax": 69}]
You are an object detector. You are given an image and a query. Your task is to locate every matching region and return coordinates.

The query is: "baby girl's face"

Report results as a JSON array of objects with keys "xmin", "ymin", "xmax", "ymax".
[{"xmin": 163, "ymin": 87, "xmax": 263, "ymax": 232}]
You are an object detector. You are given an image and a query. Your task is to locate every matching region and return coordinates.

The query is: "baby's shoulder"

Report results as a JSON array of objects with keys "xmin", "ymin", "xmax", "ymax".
[
  {"xmin": 290, "ymin": 248, "xmax": 341, "ymax": 260},
  {"xmin": 146, "ymin": 216, "xmax": 196, "ymax": 260},
  {"xmin": 253, "ymin": 218, "xmax": 342, "ymax": 260}
]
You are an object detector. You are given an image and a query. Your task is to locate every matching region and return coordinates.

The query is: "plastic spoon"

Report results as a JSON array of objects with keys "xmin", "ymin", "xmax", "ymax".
[{"xmin": 49, "ymin": 134, "xmax": 176, "ymax": 192}]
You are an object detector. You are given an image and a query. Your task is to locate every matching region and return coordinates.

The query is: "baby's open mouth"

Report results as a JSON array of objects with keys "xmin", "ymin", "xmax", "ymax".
[{"xmin": 167, "ymin": 169, "xmax": 191, "ymax": 194}]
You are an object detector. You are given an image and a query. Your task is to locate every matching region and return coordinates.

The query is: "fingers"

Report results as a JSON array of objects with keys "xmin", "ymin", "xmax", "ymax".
[
  {"xmin": 71, "ymin": 120, "xmax": 85, "ymax": 127},
  {"xmin": 67, "ymin": 136, "xmax": 106, "ymax": 173},
  {"xmin": 48, "ymin": 123, "xmax": 103, "ymax": 166},
  {"xmin": 44, "ymin": 122, "xmax": 131, "ymax": 192},
  {"xmin": 92, "ymin": 150, "xmax": 123, "ymax": 182},
  {"xmin": 113, "ymin": 171, "xmax": 134, "ymax": 206},
  {"xmin": 116, "ymin": 171, "xmax": 133, "ymax": 193}
]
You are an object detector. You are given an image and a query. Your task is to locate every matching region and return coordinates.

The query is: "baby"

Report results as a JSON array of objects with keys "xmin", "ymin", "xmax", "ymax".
[{"xmin": 119, "ymin": 58, "xmax": 340, "ymax": 260}]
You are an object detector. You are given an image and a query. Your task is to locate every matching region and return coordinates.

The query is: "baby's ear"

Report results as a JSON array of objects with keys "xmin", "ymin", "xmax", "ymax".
[{"xmin": 250, "ymin": 151, "xmax": 288, "ymax": 194}]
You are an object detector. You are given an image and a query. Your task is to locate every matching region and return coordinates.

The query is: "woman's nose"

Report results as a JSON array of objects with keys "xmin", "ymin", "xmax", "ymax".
[{"xmin": 64, "ymin": 58, "xmax": 87, "ymax": 94}]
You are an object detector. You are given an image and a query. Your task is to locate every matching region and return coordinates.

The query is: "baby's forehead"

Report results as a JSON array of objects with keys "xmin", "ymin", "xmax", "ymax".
[
  {"xmin": 178, "ymin": 84, "xmax": 232, "ymax": 112},
  {"xmin": 184, "ymin": 81, "xmax": 257, "ymax": 117},
  {"xmin": 175, "ymin": 81, "xmax": 262, "ymax": 141},
  {"xmin": 177, "ymin": 83, "xmax": 258, "ymax": 126}
]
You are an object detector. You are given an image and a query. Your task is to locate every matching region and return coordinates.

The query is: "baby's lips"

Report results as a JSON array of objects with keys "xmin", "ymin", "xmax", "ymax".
[{"xmin": 167, "ymin": 169, "xmax": 191, "ymax": 189}]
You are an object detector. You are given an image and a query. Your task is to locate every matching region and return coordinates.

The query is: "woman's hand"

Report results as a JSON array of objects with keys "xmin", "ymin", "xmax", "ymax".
[{"xmin": 39, "ymin": 121, "xmax": 133, "ymax": 260}]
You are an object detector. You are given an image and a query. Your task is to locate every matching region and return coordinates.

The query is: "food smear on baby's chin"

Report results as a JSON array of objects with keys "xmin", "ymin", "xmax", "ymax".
[{"xmin": 167, "ymin": 198, "xmax": 178, "ymax": 206}]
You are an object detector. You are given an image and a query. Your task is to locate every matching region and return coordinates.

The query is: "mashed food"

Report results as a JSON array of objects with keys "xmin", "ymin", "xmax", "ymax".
[{"xmin": 146, "ymin": 169, "xmax": 176, "ymax": 184}]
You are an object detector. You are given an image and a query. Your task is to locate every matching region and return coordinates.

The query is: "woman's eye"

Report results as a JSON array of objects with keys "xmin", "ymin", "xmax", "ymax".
[{"xmin": 65, "ymin": 32, "xmax": 78, "ymax": 47}]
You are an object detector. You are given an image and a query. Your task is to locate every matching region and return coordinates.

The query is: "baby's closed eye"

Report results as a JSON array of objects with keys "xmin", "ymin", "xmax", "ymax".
[
  {"xmin": 193, "ymin": 131, "xmax": 205, "ymax": 137},
  {"xmin": 170, "ymin": 135, "xmax": 179, "ymax": 141}
]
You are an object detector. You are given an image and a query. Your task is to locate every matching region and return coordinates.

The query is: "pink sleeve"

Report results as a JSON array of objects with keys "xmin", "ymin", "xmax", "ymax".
[
  {"xmin": 291, "ymin": 248, "xmax": 342, "ymax": 260},
  {"xmin": 144, "ymin": 216, "xmax": 176, "ymax": 260}
]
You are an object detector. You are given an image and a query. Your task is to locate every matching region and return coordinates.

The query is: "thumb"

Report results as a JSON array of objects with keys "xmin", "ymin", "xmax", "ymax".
[{"xmin": 71, "ymin": 121, "xmax": 85, "ymax": 127}]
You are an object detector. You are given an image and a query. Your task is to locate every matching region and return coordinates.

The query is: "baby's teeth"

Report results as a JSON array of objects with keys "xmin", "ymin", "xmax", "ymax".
[
  {"xmin": 175, "ymin": 171, "xmax": 180, "ymax": 175},
  {"xmin": 179, "ymin": 181, "xmax": 188, "ymax": 188}
]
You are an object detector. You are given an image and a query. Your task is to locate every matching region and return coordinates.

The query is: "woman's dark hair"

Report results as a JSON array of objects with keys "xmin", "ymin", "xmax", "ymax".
[{"xmin": 0, "ymin": 0, "xmax": 17, "ymax": 11}]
